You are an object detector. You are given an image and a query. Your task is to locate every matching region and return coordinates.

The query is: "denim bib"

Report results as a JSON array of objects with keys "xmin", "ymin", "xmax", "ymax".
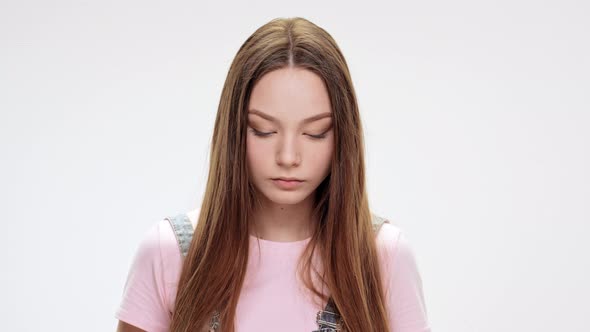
[{"xmin": 166, "ymin": 212, "xmax": 387, "ymax": 331}]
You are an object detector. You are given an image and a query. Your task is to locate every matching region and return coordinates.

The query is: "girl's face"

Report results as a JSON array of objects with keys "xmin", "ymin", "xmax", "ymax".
[{"xmin": 246, "ymin": 67, "xmax": 334, "ymax": 206}]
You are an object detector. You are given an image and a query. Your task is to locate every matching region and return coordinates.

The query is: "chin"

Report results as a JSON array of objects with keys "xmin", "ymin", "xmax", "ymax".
[
  {"xmin": 269, "ymin": 198, "xmax": 304, "ymax": 205},
  {"xmin": 260, "ymin": 188, "xmax": 313, "ymax": 206}
]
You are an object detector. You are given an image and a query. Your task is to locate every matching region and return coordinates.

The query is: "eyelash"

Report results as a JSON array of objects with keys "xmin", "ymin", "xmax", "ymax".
[{"xmin": 249, "ymin": 128, "xmax": 328, "ymax": 140}]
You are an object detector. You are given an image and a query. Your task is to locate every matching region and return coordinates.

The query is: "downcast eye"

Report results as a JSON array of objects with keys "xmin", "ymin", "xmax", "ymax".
[
  {"xmin": 306, "ymin": 126, "xmax": 332, "ymax": 139},
  {"xmin": 306, "ymin": 133, "xmax": 327, "ymax": 139},
  {"xmin": 249, "ymin": 128, "xmax": 274, "ymax": 137}
]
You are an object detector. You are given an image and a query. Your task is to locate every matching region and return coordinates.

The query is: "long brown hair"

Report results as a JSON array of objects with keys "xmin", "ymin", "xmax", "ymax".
[{"xmin": 169, "ymin": 17, "xmax": 390, "ymax": 331}]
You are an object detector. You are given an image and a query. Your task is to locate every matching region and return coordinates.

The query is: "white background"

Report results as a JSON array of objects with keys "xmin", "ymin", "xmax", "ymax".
[{"xmin": 1, "ymin": 0, "xmax": 588, "ymax": 331}]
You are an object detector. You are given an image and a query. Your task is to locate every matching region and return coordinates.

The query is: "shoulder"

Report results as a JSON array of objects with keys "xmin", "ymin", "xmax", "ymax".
[
  {"xmin": 374, "ymin": 219, "xmax": 403, "ymax": 257},
  {"xmin": 115, "ymin": 216, "xmax": 185, "ymax": 330},
  {"xmin": 374, "ymin": 220, "xmax": 431, "ymax": 330},
  {"xmin": 153, "ymin": 208, "xmax": 201, "ymax": 274},
  {"xmin": 128, "ymin": 216, "xmax": 186, "ymax": 286},
  {"xmin": 374, "ymin": 219, "xmax": 422, "ymax": 284},
  {"xmin": 157, "ymin": 216, "xmax": 185, "ymax": 257},
  {"xmin": 156, "ymin": 216, "xmax": 187, "ymax": 281},
  {"xmin": 134, "ymin": 217, "xmax": 184, "ymax": 258}
]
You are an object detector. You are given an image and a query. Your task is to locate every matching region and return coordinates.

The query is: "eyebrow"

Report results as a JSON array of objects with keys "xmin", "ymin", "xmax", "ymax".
[{"xmin": 248, "ymin": 109, "xmax": 332, "ymax": 124}]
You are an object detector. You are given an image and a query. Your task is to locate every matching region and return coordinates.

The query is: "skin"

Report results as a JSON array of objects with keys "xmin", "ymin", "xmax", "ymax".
[
  {"xmin": 246, "ymin": 66, "xmax": 334, "ymax": 242},
  {"xmin": 116, "ymin": 66, "xmax": 334, "ymax": 331}
]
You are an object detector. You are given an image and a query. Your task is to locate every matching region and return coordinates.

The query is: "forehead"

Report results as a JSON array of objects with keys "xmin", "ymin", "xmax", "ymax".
[{"xmin": 247, "ymin": 67, "xmax": 332, "ymax": 123}]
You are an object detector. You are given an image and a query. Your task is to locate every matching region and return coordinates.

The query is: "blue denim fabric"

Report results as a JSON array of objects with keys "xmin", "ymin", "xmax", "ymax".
[
  {"xmin": 312, "ymin": 298, "xmax": 343, "ymax": 331},
  {"xmin": 166, "ymin": 212, "xmax": 387, "ymax": 331},
  {"xmin": 167, "ymin": 213, "xmax": 193, "ymax": 257}
]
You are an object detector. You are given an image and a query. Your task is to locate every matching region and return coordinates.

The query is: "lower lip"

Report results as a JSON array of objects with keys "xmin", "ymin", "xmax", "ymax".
[{"xmin": 272, "ymin": 179, "xmax": 303, "ymax": 190}]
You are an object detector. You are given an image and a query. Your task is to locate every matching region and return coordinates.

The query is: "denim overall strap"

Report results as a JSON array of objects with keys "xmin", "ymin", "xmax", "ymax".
[
  {"xmin": 314, "ymin": 297, "xmax": 343, "ymax": 331},
  {"xmin": 165, "ymin": 213, "xmax": 221, "ymax": 331},
  {"xmin": 165, "ymin": 213, "xmax": 194, "ymax": 257},
  {"xmin": 313, "ymin": 213, "xmax": 389, "ymax": 331}
]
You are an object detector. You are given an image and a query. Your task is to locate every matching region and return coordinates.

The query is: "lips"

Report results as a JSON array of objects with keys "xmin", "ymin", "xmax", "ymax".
[
  {"xmin": 272, "ymin": 178, "xmax": 304, "ymax": 190},
  {"xmin": 273, "ymin": 177, "xmax": 303, "ymax": 182}
]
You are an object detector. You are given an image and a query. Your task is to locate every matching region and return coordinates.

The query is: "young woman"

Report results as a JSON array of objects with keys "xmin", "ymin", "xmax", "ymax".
[{"xmin": 115, "ymin": 17, "xmax": 431, "ymax": 332}]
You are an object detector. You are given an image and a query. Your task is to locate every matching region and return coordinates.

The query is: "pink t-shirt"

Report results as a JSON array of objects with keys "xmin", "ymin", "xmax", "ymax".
[{"xmin": 115, "ymin": 210, "xmax": 431, "ymax": 332}]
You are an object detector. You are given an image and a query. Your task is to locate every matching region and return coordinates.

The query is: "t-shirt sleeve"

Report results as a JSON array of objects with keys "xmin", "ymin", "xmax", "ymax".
[
  {"xmin": 383, "ymin": 227, "xmax": 432, "ymax": 332},
  {"xmin": 115, "ymin": 221, "xmax": 171, "ymax": 332}
]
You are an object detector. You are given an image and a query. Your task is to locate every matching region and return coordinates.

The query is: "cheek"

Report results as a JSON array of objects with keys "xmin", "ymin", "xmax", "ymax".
[
  {"xmin": 246, "ymin": 138, "xmax": 266, "ymax": 172},
  {"xmin": 308, "ymin": 139, "xmax": 334, "ymax": 174}
]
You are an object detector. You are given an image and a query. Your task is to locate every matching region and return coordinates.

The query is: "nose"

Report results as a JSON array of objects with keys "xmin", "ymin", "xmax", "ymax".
[{"xmin": 275, "ymin": 133, "xmax": 301, "ymax": 167}]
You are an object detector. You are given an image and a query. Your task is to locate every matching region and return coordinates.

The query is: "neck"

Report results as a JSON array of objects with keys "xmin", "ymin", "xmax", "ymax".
[{"xmin": 249, "ymin": 194, "xmax": 317, "ymax": 242}]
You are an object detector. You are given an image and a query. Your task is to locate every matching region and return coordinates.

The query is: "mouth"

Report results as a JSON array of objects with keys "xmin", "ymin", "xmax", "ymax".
[
  {"xmin": 271, "ymin": 177, "xmax": 304, "ymax": 189},
  {"xmin": 272, "ymin": 177, "xmax": 303, "ymax": 182}
]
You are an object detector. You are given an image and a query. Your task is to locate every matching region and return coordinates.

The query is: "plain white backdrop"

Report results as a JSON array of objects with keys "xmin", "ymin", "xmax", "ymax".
[{"xmin": 1, "ymin": 0, "xmax": 588, "ymax": 331}]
